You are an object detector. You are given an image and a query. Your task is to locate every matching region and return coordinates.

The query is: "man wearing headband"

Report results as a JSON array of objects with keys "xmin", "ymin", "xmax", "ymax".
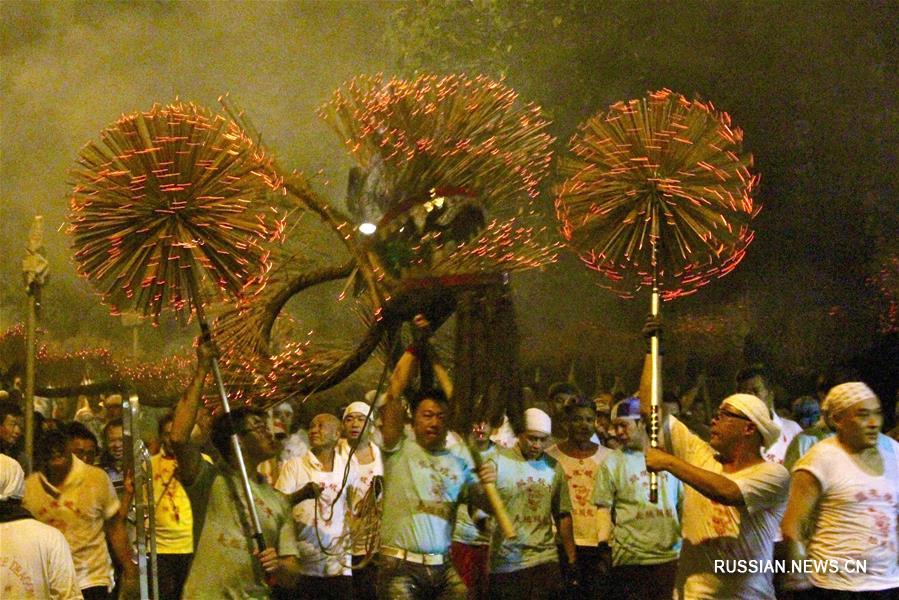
[
  {"xmin": 592, "ymin": 397, "xmax": 682, "ymax": 600},
  {"xmin": 277, "ymin": 413, "xmax": 356, "ymax": 599},
  {"xmin": 782, "ymin": 382, "xmax": 899, "ymax": 596},
  {"xmin": 489, "ymin": 407, "xmax": 575, "ymax": 599},
  {"xmin": 639, "ymin": 321, "xmax": 789, "ymax": 599},
  {"xmin": 782, "ymin": 370, "xmax": 856, "ymax": 470},
  {"xmin": 546, "ymin": 397, "xmax": 612, "ymax": 598},
  {"xmin": 377, "ymin": 315, "xmax": 496, "ymax": 600},
  {"xmin": 338, "ymin": 399, "xmax": 383, "ymax": 600}
]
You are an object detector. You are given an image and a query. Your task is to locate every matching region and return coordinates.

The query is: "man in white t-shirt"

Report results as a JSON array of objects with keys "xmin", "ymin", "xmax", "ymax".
[
  {"xmin": 1, "ymin": 453, "xmax": 82, "ymax": 599},
  {"xmin": 546, "ymin": 397, "xmax": 612, "ymax": 598},
  {"xmin": 338, "ymin": 400, "xmax": 383, "ymax": 600},
  {"xmin": 276, "ymin": 413, "xmax": 356, "ymax": 599},
  {"xmin": 638, "ymin": 344, "xmax": 789, "ymax": 599},
  {"xmin": 22, "ymin": 431, "xmax": 137, "ymax": 600},
  {"xmin": 736, "ymin": 365, "xmax": 802, "ymax": 464},
  {"xmin": 782, "ymin": 382, "xmax": 899, "ymax": 597}
]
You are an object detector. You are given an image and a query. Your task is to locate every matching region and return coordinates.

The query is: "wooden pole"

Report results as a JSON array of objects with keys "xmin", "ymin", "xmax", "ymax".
[
  {"xmin": 24, "ymin": 287, "xmax": 36, "ymax": 475},
  {"xmin": 22, "ymin": 216, "xmax": 48, "ymax": 475}
]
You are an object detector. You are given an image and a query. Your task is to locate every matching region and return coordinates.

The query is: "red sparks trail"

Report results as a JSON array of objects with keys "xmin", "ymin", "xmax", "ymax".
[
  {"xmin": 68, "ymin": 101, "xmax": 284, "ymax": 323},
  {"xmin": 555, "ymin": 89, "xmax": 760, "ymax": 300}
]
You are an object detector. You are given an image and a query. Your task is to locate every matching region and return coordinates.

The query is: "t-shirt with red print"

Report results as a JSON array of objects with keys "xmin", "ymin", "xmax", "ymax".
[
  {"xmin": 666, "ymin": 416, "xmax": 788, "ymax": 600},
  {"xmin": 793, "ymin": 434, "xmax": 899, "ymax": 592},
  {"xmin": 22, "ymin": 456, "xmax": 119, "ymax": 592},
  {"xmin": 545, "ymin": 443, "xmax": 612, "ymax": 546}
]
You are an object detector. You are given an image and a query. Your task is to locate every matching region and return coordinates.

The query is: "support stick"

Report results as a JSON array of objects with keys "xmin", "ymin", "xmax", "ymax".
[
  {"xmin": 190, "ymin": 282, "xmax": 267, "ymax": 555},
  {"xmin": 649, "ymin": 240, "xmax": 661, "ymax": 504},
  {"xmin": 24, "ymin": 285, "xmax": 36, "ymax": 475},
  {"xmin": 467, "ymin": 442, "xmax": 516, "ymax": 539}
]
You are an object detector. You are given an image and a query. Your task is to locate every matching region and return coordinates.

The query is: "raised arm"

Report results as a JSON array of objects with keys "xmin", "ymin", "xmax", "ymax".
[
  {"xmin": 679, "ymin": 372, "xmax": 706, "ymax": 414},
  {"xmin": 381, "ymin": 346, "xmax": 419, "ymax": 450},
  {"xmin": 433, "ymin": 359, "xmax": 454, "ymax": 399},
  {"xmin": 644, "ymin": 448, "xmax": 744, "ymax": 505},
  {"xmin": 170, "ymin": 341, "xmax": 213, "ymax": 485}
]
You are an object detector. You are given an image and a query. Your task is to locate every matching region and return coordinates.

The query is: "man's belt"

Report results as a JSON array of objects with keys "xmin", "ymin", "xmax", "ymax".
[{"xmin": 380, "ymin": 546, "xmax": 448, "ymax": 566}]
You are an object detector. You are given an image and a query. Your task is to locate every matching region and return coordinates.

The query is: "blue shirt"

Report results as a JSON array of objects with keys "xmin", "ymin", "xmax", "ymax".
[{"xmin": 380, "ymin": 437, "xmax": 477, "ymax": 554}]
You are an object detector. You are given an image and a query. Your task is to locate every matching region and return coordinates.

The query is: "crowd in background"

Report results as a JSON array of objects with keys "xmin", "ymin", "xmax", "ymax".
[{"xmin": 2, "ymin": 326, "xmax": 898, "ymax": 600}]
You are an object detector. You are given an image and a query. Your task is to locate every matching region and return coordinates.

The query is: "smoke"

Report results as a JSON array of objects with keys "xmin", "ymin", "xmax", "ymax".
[{"xmin": 0, "ymin": 0, "xmax": 395, "ymax": 340}]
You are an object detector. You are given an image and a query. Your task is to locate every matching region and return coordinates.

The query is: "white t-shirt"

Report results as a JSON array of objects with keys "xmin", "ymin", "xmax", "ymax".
[
  {"xmin": 23, "ymin": 456, "xmax": 120, "ymax": 591},
  {"xmin": 257, "ymin": 430, "xmax": 310, "ymax": 485},
  {"xmin": 337, "ymin": 439, "xmax": 383, "ymax": 556},
  {"xmin": 762, "ymin": 413, "xmax": 802, "ymax": 465},
  {"xmin": 0, "ymin": 517, "xmax": 82, "ymax": 599},
  {"xmin": 545, "ymin": 444, "xmax": 612, "ymax": 546},
  {"xmin": 793, "ymin": 434, "xmax": 899, "ymax": 591},
  {"xmin": 666, "ymin": 416, "xmax": 789, "ymax": 600},
  {"xmin": 489, "ymin": 416, "xmax": 518, "ymax": 449},
  {"xmin": 276, "ymin": 450, "xmax": 356, "ymax": 577}
]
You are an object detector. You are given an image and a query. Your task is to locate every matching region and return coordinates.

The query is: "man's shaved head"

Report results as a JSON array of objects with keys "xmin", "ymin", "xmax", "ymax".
[{"xmin": 309, "ymin": 413, "xmax": 341, "ymax": 450}]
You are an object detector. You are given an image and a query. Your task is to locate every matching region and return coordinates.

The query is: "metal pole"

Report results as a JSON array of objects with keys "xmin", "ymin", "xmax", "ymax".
[
  {"xmin": 191, "ymin": 291, "xmax": 266, "ymax": 554},
  {"xmin": 144, "ymin": 443, "xmax": 158, "ymax": 600},
  {"xmin": 22, "ymin": 215, "xmax": 48, "ymax": 476},
  {"xmin": 124, "ymin": 394, "xmax": 149, "ymax": 600},
  {"xmin": 649, "ymin": 239, "xmax": 661, "ymax": 504}
]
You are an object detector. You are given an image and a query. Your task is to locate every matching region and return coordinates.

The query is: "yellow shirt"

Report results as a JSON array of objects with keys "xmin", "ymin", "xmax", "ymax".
[{"xmin": 151, "ymin": 452, "xmax": 209, "ymax": 554}]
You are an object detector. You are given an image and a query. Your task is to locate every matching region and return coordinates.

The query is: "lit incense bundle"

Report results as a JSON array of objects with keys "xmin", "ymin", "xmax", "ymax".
[{"xmin": 556, "ymin": 89, "xmax": 760, "ymax": 501}]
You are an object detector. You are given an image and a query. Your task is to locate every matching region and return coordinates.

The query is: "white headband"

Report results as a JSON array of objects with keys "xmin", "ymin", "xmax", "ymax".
[
  {"xmin": 721, "ymin": 393, "xmax": 781, "ymax": 449},
  {"xmin": 0, "ymin": 454, "xmax": 24, "ymax": 501},
  {"xmin": 524, "ymin": 408, "xmax": 552, "ymax": 435},
  {"xmin": 343, "ymin": 401, "xmax": 372, "ymax": 420},
  {"xmin": 823, "ymin": 382, "xmax": 877, "ymax": 415}
]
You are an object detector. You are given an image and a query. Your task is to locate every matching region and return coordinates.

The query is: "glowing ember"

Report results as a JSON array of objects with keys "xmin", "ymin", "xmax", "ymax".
[
  {"xmin": 555, "ymin": 89, "xmax": 760, "ymax": 299},
  {"xmin": 320, "ymin": 74, "xmax": 557, "ymax": 279},
  {"xmin": 68, "ymin": 101, "xmax": 284, "ymax": 323}
]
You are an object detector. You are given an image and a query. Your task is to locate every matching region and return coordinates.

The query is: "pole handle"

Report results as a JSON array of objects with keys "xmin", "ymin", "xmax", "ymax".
[
  {"xmin": 468, "ymin": 443, "xmax": 516, "ymax": 540},
  {"xmin": 649, "ymin": 283, "xmax": 661, "ymax": 504},
  {"xmin": 484, "ymin": 482, "xmax": 516, "ymax": 539}
]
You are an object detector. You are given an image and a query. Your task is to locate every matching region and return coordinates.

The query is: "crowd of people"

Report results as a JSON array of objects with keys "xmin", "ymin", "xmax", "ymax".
[{"xmin": 1, "ymin": 316, "xmax": 898, "ymax": 600}]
